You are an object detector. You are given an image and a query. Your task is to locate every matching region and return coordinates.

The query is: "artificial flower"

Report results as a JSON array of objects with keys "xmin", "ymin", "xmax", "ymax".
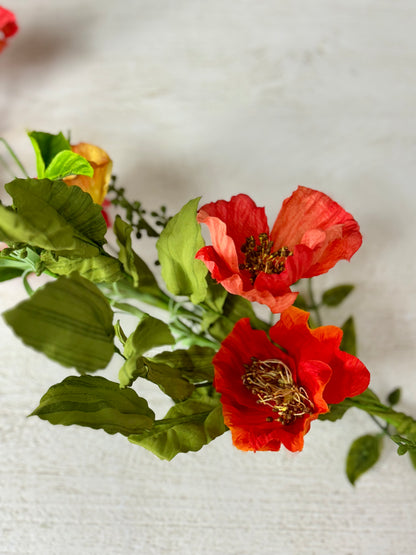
[
  {"xmin": 0, "ymin": 6, "xmax": 18, "ymax": 53},
  {"xmin": 63, "ymin": 142, "xmax": 113, "ymax": 225},
  {"xmin": 196, "ymin": 187, "xmax": 362, "ymax": 312},
  {"xmin": 213, "ymin": 306, "xmax": 370, "ymax": 452}
]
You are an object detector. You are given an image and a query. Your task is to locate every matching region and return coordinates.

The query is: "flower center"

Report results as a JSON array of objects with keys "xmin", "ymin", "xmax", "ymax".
[
  {"xmin": 239, "ymin": 233, "xmax": 292, "ymax": 284},
  {"xmin": 242, "ymin": 358, "xmax": 313, "ymax": 425}
]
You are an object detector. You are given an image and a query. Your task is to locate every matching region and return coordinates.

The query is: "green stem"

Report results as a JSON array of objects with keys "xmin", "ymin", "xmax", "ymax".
[
  {"xmin": 307, "ymin": 278, "xmax": 322, "ymax": 326},
  {"xmin": 0, "ymin": 138, "xmax": 30, "ymax": 178}
]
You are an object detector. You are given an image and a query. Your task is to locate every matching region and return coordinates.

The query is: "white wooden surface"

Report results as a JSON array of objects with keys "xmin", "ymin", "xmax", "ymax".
[{"xmin": 1, "ymin": 1, "xmax": 416, "ymax": 554}]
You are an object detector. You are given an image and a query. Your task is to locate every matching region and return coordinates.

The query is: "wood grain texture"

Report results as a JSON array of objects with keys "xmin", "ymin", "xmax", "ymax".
[{"xmin": 1, "ymin": 1, "xmax": 416, "ymax": 554}]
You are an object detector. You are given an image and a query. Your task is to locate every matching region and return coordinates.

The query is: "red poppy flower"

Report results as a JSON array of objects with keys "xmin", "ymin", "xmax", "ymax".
[
  {"xmin": 213, "ymin": 307, "xmax": 370, "ymax": 452},
  {"xmin": 196, "ymin": 187, "xmax": 362, "ymax": 313},
  {"xmin": 0, "ymin": 7, "xmax": 18, "ymax": 53}
]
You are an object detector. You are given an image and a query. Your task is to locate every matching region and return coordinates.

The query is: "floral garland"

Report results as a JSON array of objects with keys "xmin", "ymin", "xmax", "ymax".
[
  {"xmin": 1, "ymin": 130, "xmax": 415, "ymax": 484},
  {"xmin": 0, "ymin": 6, "xmax": 18, "ymax": 53}
]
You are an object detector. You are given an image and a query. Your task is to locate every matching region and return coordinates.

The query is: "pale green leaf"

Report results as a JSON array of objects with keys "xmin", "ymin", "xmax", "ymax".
[
  {"xmin": 28, "ymin": 131, "xmax": 70, "ymax": 178},
  {"xmin": 45, "ymin": 150, "xmax": 93, "ymax": 180},
  {"xmin": 31, "ymin": 375, "xmax": 154, "ymax": 436},
  {"xmin": 140, "ymin": 357, "xmax": 195, "ymax": 401},
  {"xmin": 119, "ymin": 314, "xmax": 175, "ymax": 387},
  {"xmin": 3, "ymin": 274, "xmax": 115, "ymax": 373},
  {"xmin": 41, "ymin": 251, "xmax": 123, "ymax": 283},
  {"xmin": 156, "ymin": 197, "xmax": 207, "ymax": 304},
  {"xmin": 129, "ymin": 388, "xmax": 226, "ymax": 460},
  {"xmin": 150, "ymin": 345, "xmax": 215, "ymax": 383},
  {"xmin": 113, "ymin": 215, "xmax": 159, "ymax": 294}
]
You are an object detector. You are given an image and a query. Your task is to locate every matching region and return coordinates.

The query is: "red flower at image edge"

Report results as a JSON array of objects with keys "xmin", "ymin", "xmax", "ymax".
[
  {"xmin": 213, "ymin": 307, "xmax": 370, "ymax": 452},
  {"xmin": 196, "ymin": 187, "xmax": 362, "ymax": 313},
  {"xmin": 0, "ymin": 7, "xmax": 18, "ymax": 53}
]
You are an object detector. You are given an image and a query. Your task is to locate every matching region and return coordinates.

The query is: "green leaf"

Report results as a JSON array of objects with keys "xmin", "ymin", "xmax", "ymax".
[
  {"xmin": 387, "ymin": 387, "xmax": 401, "ymax": 407},
  {"xmin": 318, "ymin": 399, "xmax": 353, "ymax": 422},
  {"xmin": 322, "ymin": 284, "xmax": 354, "ymax": 307},
  {"xmin": 293, "ymin": 293, "xmax": 308, "ymax": 310},
  {"xmin": 340, "ymin": 316, "xmax": 356, "ymax": 356},
  {"xmin": 113, "ymin": 216, "xmax": 159, "ymax": 294},
  {"xmin": 31, "ymin": 375, "xmax": 154, "ymax": 436},
  {"xmin": 119, "ymin": 314, "xmax": 175, "ymax": 387},
  {"xmin": 346, "ymin": 434, "xmax": 383, "ymax": 485},
  {"xmin": 208, "ymin": 293, "xmax": 269, "ymax": 342},
  {"xmin": 150, "ymin": 345, "xmax": 215, "ymax": 383},
  {"xmin": 0, "ymin": 266, "xmax": 24, "ymax": 282},
  {"xmin": 0, "ymin": 179, "xmax": 107, "ymax": 258},
  {"xmin": 129, "ymin": 388, "xmax": 227, "ymax": 460},
  {"xmin": 40, "ymin": 251, "xmax": 123, "ymax": 283},
  {"xmin": 44, "ymin": 150, "xmax": 93, "ymax": 180},
  {"xmin": 156, "ymin": 197, "xmax": 207, "ymax": 304},
  {"xmin": 140, "ymin": 357, "xmax": 195, "ymax": 401},
  {"xmin": 6, "ymin": 178, "xmax": 107, "ymax": 247},
  {"xmin": 3, "ymin": 274, "xmax": 115, "ymax": 373},
  {"xmin": 28, "ymin": 131, "xmax": 70, "ymax": 178}
]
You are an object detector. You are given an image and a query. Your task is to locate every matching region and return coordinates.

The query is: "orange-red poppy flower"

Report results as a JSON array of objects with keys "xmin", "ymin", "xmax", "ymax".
[
  {"xmin": 213, "ymin": 307, "xmax": 370, "ymax": 452},
  {"xmin": 63, "ymin": 142, "xmax": 112, "ymax": 226},
  {"xmin": 196, "ymin": 188, "xmax": 362, "ymax": 313},
  {"xmin": 0, "ymin": 7, "xmax": 18, "ymax": 53}
]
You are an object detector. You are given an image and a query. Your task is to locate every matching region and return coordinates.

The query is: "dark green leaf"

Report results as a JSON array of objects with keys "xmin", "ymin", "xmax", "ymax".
[
  {"xmin": 293, "ymin": 294, "xmax": 308, "ymax": 310},
  {"xmin": 119, "ymin": 314, "xmax": 175, "ymax": 387},
  {"xmin": 28, "ymin": 131, "xmax": 70, "ymax": 178},
  {"xmin": 129, "ymin": 388, "xmax": 226, "ymax": 460},
  {"xmin": 346, "ymin": 434, "xmax": 383, "ymax": 485},
  {"xmin": 318, "ymin": 399, "xmax": 353, "ymax": 422},
  {"xmin": 208, "ymin": 293, "xmax": 268, "ymax": 342},
  {"xmin": 340, "ymin": 316, "xmax": 356, "ymax": 356},
  {"xmin": 322, "ymin": 284, "xmax": 354, "ymax": 307},
  {"xmin": 156, "ymin": 197, "xmax": 207, "ymax": 304},
  {"xmin": 387, "ymin": 387, "xmax": 401, "ymax": 407},
  {"xmin": 409, "ymin": 450, "xmax": 416, "ymax": 469},
  {"xmin": 31, "ymin": 375, "xmax": 154, "ymax": 436},
  {"xmin": 3, "ymin": 274, "xmax": 115, "ymax": 373},
  {"xmin": 44, "ymin": 150, "xmax": 93, "ymax": 180},
  {"xmin": 0, "ymin": 266, "xmax": 24, "ymax": 282}
]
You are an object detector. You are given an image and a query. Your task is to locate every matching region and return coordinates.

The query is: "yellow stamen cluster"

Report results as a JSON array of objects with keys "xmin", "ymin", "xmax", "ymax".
[
  {"xmin": 239, "ymin": 233, "xmax": 292, "ymax": 284},
  {"xmin": 242, "ymin": 358, "xmax": 313, "ymax": 425}
]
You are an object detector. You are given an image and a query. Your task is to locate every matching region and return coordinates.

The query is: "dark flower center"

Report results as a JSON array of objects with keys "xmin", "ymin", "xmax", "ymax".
[
  {"xmin": 239, "ymin": 233, "xmax": 292, "ymax": 284},
  {"xmin": 242, "ymin": 358, "xmax": 313, "ymax": 425}
]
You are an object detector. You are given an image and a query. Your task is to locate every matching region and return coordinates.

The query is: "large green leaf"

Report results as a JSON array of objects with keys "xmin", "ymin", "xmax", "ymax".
[
  {"xmin": 3, "ymin": 274, "xmax": 115, "ymax": 373},
  {"xmin": 28, "ymin": 131, "xmax": 70, "ymax": 178},
  {"xmin": 156, "ymin": 197, "xmax": 207, "ymax": 304},
  {"xmin": 119, "ymin": 314, "xmax": 175, "ymax": 387},
  {"xmin": 31, "ymin": 375, "xmax": 154, "ymax": 436},
  {"xmin": 113, "ymin": 216, "xmax": 160, "ymax": 294},
  {"xmin": 129, "ymin": 388, "xmax": 227, "ymax": 460},
  {"xmin": 41, "ymin": 251, "xmax": 123, "ymax": 283},
  {"xmin": 44, "ymin": 150, "xmax": 93, "ymax": 180},
  {"xmin": 346, "ymin": 434, "xmax": 382, "ymax": 485},
  {"xmin": 6, "ymin": 178, "xmax": 107, "ymax": 248}
]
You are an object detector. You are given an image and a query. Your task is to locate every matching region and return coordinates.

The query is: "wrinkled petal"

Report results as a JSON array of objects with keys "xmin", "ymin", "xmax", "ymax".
[
  {"xmin": 270, "ymin": 186, "xmax": 362, "ymax": 276},
  {"xmin": 63, "ymin": 142, "xmax": 112, "ymax": 206}
]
